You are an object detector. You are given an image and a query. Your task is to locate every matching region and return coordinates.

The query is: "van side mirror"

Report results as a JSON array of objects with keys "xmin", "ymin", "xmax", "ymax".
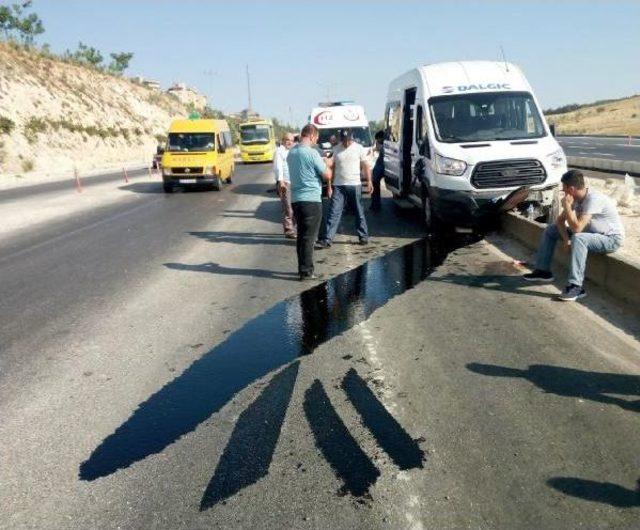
[
  {"xmin": 218, "ymin": 145, "xmax": 226, "ymax": 154},
  {"xmin": 156, "ymin": 146, "xmax": 165, "ymax": 155},
  {"xmin": 549, "ymin": 124, "xmax": 556, "ymax": 137},
  {"xmin": 419, "ymin": 139, "xmax": 430, "ymax": 158}
]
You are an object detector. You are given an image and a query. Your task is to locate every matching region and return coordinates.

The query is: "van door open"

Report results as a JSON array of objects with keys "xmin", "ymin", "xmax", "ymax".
[
  {"xmin": 401, "ymin": 88, "xmax": 417, "ymax": 196},
  {"xmin": 383, "ymin": 100, "xmax": 402, "ymax": 192}
]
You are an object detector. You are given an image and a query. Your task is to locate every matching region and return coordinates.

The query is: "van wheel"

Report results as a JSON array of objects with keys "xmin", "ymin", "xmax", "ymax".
[
  {"xmin": 421, "ymin": 187, "xmax": 440, "ymax": 234},
  {"xmin": 162, "ymin": 178, "xmax": 174, "ymax": 194},
  {"xmin": 212, "ymin": 174, "xmax": 222, "ymax": 191}
]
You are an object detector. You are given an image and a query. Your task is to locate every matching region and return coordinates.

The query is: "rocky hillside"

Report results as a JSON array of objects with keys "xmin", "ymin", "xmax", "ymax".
[
  {"xmin": 546, "ymin": 95, "xmax": 640, "ymax": 136},
  {"xmin": 0, "ymin": 42, "xmax": 189, "ymax": 179}
]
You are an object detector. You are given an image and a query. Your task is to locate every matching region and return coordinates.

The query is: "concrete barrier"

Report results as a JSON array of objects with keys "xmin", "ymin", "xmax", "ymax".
[
  {"xmin": 567, "ymin": 156, "xmax": 640, "ymax": 176},
  {"xmin": 502, "ymin": 212, "xmax": 640, "ymax": 306}
]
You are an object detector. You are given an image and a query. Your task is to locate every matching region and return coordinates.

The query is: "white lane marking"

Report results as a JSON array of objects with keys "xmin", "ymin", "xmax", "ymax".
[
  {"xmin": 614, "ymin": 144, "xmax": 640, "ymax": 148},
  {"xmin": 590, "ymin": 152, "xmax": 615, "ymax": 157}
]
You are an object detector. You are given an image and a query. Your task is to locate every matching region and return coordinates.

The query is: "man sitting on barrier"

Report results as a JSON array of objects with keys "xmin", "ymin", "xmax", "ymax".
[{"xmin": 523, "ymin": 169, "xmax": 624, "ymax": 301}]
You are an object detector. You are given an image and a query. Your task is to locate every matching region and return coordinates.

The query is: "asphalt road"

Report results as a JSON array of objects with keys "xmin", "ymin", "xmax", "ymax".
[
  {"xmin": 1, "ymin": 164, "xmax": 639, "ymax": 528},
  {"xmin": 558, "ymin": 135, "xmax": 640, "ymax": 162}
]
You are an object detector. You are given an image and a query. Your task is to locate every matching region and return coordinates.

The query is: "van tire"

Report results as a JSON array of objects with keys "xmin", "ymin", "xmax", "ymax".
[
  {"xmin": 211, "ymin": 174, "xmax": 223, "ymax": 191},
  {"xmin": 421, "ymin": 187, "xmax": 440, "ymax": 234},
  {"xmin": 162, "ymin": 178, "xmax": 174, "ymax": 194}
]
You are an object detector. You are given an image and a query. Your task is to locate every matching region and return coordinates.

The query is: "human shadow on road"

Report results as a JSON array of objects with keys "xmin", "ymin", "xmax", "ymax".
[
  {"xmin": 231, "ymin": 183, "xmax": 275, "ymax": 196},
  {"xmin": 548, "ymin": 477, "xmax": 640, "ymax": 508},
  {"xmin": 428, "ymin": 273, "xmax": 556, "ymax": 300},
  {"xmin": 165, "ymin": 261, "xmax": 300, "ymax": 281},
  {"xmin": 200, "ymin": 361, "xmax": 300, "ymax": 510},
  {"xmin": 188, "ymin": 230, "xmax": 296, "ymax": 247},
  {"xmin": 467, "ymin": 363, "xmax": 640, "ymax": 413}
]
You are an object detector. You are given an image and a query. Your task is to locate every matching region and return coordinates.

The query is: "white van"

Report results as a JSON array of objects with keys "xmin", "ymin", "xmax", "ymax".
[
  {"xmin": 309, "ymin": 102, "xmax": 375, "ymax": 164},
  {"xmin": 383, "ymin": 61, "xmax": 566, "ymax": 229}
]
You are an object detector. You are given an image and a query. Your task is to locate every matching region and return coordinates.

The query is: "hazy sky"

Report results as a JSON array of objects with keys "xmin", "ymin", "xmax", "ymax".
[{"xmin": 33, "ymin": 0, "xmax": 640, "ymax": 125}]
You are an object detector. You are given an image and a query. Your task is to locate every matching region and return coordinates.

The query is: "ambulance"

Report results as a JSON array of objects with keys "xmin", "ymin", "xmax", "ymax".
[{"xmin": 309, "ymin": 102, "xmax": 376, "ymax": 169}]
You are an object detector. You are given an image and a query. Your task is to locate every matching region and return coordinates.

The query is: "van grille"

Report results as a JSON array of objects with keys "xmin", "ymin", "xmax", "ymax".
[
  {"xmin": 471, "ymin": 159, "xmax": 546, "ymax": 189},
  {"xmin": 171, "ymin": 167, "xmax": 203, "ymax": 174}
]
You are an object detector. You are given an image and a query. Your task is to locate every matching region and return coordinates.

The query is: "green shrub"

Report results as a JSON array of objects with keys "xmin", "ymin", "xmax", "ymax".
[
  {"xmin": 24, "ymin": 116, "xmax": 47, "ymax": 143},
  {"xmin": 0, "ymin": 116, "xmax": 15, "ymax": 135},
  {"xmin": 21, "ymin": 158, "xmax": 34, "ymax": 172}
]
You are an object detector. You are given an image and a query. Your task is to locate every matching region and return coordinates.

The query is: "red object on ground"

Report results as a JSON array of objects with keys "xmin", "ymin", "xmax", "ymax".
[{"xmin": 123, "ymin": 168, "xmax": 129, "ymax": 183}]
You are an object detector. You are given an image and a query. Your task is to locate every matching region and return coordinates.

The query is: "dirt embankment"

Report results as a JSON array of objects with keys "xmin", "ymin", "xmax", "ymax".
[
  {"xmin": 0, "ymin": 43, "xmax": 188, "ymax": 182},
  {"xmin": 546, "ymin": 95, "xmax": 640, "ymax": 136}
]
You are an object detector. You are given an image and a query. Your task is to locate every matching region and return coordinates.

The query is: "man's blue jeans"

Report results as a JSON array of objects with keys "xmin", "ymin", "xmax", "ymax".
[
  {"xmin": 535, "ymin": 223, "xmax": 622, "ymax": 286},
  {"xmin": 320, "ymin": 185, "xmax": 369, "ymax": 242}
]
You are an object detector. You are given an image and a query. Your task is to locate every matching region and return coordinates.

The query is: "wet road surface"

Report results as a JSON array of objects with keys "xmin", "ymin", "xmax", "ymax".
[{"xmin": 1, "ymin": 163, "xmax": 639, "ymax": 528}]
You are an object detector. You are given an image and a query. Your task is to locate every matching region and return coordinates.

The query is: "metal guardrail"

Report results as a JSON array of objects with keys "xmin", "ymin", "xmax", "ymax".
[{"xmin": 567, "ymin": 156, "xmax": 640, "ymax": 177}]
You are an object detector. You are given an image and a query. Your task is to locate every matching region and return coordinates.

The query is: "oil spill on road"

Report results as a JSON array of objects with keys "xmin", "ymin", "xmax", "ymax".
[{"xmin": 80, "ymin": 237, "xmax": 454, "ymax": 482}]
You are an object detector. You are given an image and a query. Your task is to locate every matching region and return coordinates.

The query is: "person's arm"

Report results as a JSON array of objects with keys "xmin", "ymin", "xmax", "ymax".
[
  {"xmin": 361, "ymin": 159, "xmax": 372, "ymax": 194},
  {"xmin": 563, "ymin": 194, "xmax": 592, "ymax": 233},
  {"xmin": 313, "ymin": 151, "xmax": 332, "ymax": 198},
  {"xmin": 275, "ymin": 150, "xmax": 286, "ymax": 196}
]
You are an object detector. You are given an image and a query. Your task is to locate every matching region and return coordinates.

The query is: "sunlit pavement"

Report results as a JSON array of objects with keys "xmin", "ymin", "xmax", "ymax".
[{"xmin": 1, "ymin": 164, "xmax": 639, "ymax": 528}]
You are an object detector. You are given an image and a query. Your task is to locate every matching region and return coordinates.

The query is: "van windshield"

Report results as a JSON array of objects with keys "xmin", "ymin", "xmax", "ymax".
[
  {"xmin": 240, "ymin": 125, "xmax": 271, "ymax": 145},
  {"xmin": 317, "ymin": 127, "xmax": 372, "ymax": 148},
  {"xmin": 429, "ymin": 91, "xmax": 546, "ymax": 143},
  {"xmin": 167, "ymin": 133, "xmax": 215, "ymax": 152}
]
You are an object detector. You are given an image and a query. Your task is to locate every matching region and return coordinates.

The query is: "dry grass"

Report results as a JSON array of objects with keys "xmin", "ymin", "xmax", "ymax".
[
  {"xmin": 547, "ymin": 95, "xmax": 640, "ymax": 135},
  {"xmin": 0, "ymin": 41, "xmax": 190, "ymax": 176}
]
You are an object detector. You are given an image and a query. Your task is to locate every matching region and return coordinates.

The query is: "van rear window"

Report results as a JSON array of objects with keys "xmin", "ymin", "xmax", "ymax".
[{"xmin": 429, "ymin": 91, "xmax": 545, "ymax": 143}]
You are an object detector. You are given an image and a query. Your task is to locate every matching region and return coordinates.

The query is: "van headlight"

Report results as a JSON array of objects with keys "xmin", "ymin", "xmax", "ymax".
[
  {"xmin": 162, "ymin": 168, "xmax": 171, "ymax": 176},
  {"xmin": 435, "ymin": 153, "xmax": 467, "ymax": 176},
  {"xmin": 547, "ymin": 148, "xmax": 566, "ymax": 169},
  {"xmin": 204, "ymin": 166, "xmax": 214, "ymax": 175}
]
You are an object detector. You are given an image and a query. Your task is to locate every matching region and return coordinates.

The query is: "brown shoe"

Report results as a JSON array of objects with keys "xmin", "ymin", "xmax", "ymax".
[{"xmin": 284, "ymin": 231, "xmax": 297, "ymax": 239}]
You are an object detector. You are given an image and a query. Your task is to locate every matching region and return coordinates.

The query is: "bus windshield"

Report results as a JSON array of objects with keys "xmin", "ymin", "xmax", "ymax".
[
  {"xmin": 317, "ymin": 127, "xmax": 372, "ymax": 148},
  {"xmin": 429, "ymin": 91, "xmax": 546, "ymax": 143},
  {"xmin": 167, "ymin": 133, "xmax": 215, "ymax": 152},
  {"xmin": 240, "ymin": 124, "xmax": 272, "ymax": 145}
]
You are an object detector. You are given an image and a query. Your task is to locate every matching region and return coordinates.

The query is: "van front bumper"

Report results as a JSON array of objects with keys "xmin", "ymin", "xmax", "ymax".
[
  {"xmin": 430, "ymin": 185, "xmax": 557, "ymax": 227},
  {"xmin": 241, "ymin": 151, "xmax": 273, "ymax": 162},
  {"xmin": 163, "ymin": 174, "xmax": 219, "ymax": 185}
]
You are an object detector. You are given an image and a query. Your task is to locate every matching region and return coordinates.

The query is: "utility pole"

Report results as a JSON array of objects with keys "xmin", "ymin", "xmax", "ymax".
[{"xmin": 246, "ymin": 64, "xmax": 253, "ymax": 112}]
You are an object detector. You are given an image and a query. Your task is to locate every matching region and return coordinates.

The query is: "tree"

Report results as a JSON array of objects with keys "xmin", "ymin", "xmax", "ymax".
[
  {"xmin": 73, "ymin": 42, "xmax": 103, "ymax": 68},
  {"xmin": 108, "ymin": 52, "xmax": 134, "ymax": 74},
  {"xmin": 0, "ymin": 6, "xmax": 13, "ymax": 39},
  {"xmin": 0, "ymin": 1, "xmax": 44, "ymax": 45}
]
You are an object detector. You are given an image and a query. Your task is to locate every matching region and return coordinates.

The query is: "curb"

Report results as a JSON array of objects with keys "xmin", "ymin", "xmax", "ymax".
[
  {"xmin": 501, "ymin": 212, "xmax": 640, "ymax": 307},
  {"xmin": 567, "ymin": 156, "xmax": 640, "ymax": 177}
]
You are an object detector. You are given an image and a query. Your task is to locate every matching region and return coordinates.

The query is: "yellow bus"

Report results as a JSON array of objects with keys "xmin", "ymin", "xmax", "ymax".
[
  {"xmin": 239, "ymin": 119, "xmax": 275, "ymax": 163},
  {"xmin": 161, "ymin": 118, "xmax": 235, "ymax": 193}
]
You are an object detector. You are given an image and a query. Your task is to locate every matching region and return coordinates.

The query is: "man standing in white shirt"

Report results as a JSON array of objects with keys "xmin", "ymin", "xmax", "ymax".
[
  {"xmin": 274, "ymin": 133, "xmax": 296, "ymax": 239},
  {"xmin": 316, "ymin": 129, "xmax": 372, "ymax": 247}
]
